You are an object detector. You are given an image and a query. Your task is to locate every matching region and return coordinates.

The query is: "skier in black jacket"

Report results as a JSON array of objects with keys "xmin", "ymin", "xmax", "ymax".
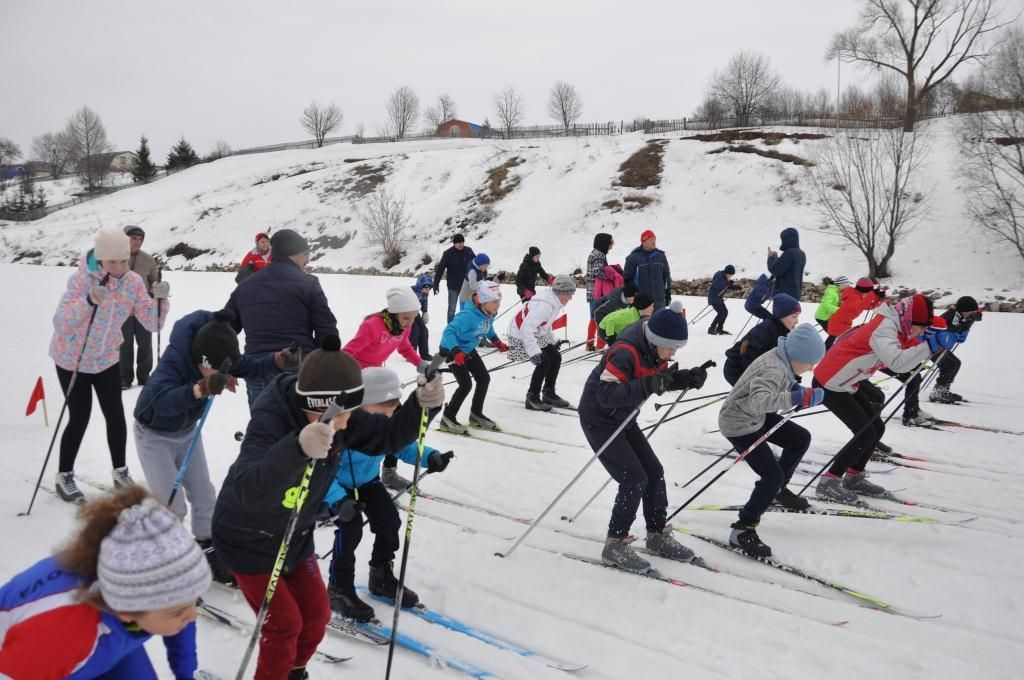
[
  {"xmin": 433, "ymin": 234, "xmax": 476, "ymax": 323},
  {"xmin": 515, "ymin": 246, "xmax": 553, "ymax": 300},
  {"xmin": 929, "ymin": 295, "xmax": 982, "ymax": 404}
]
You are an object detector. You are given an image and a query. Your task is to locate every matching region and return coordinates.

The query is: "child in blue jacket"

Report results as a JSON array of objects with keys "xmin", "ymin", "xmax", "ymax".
[
  {"xmin": 438, "ymin": 280, "xmax": 507, "ymax": 433},
  {"xmin": 324, "ymin": 368, "xmax": 454, "ymax": 621},
  {"xmin": 707, "ymin": 264, "xmax": 743, "ymax": 335}
]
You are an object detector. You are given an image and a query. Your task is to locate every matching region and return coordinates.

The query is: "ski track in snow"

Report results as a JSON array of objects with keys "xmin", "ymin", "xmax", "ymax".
[{"xmin": 0, "ymin": 265, "xmax": 1022, "ymax": 679}]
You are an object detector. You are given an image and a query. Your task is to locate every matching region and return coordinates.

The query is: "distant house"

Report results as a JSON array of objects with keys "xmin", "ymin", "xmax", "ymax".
[
  {"xmin": 436, "ymin": 119, "xmax": 487, "ymax": 138},
  {"xmin": 24, "ymin": 161, "xmax": 52, "ymax": 178},
  {"xmin": 0, "ymin": 165, "xmax": 26, "ymax": 180},
  {"xmin": 77, "ymin": 151, "xmax": 139, "ymax": 174}
]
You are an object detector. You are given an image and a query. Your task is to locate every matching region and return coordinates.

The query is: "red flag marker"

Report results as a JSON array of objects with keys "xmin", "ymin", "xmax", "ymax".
[{"xmin": 25, "ymin": 376, "xmax": 48, "ymax": 426}]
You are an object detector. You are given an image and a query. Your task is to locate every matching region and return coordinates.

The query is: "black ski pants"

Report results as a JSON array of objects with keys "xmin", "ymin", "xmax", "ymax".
[
  {"xmin": 119, "ymin": 316, "xmax": 153, "ymax": 387},
  {"xmin": 725, "ymin": 414, "xmax": 811, "ymax": 526},
  {"xmin": 328, "ymin": 480, "xmax": 401, "ymax": 588},
  {"xmin": 56, "ymin": 363, "xmax": 126, "ymax": 473},
  {"xmin": 445, "ymin": 350, "xmax": 489, "ymax": 419},
  {"xmin": 936, "ymin": 352, "xmax": 961, "ymax": 388},
  {"xmin": 528, "ymin": 344, "xmax": 562, "ymax": 395},
  {"xmin": 879, "ymin": 367, "xmax": 922, "ymax": 417},
  {"xmin": 814, "ymin": 379, "xmax": 884, "ymax": 476},
  {"xmin": 583, "ymin": 419, "xmax": 667, "ymax": 538}
]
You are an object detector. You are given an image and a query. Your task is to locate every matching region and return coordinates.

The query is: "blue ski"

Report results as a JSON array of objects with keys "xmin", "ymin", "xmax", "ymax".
[
  {"xmin": 359, "ymin": 587, "xmax": 586, "ymax": 671},
  {"xmin": 344, "ymin": 617, "xmax": 497, "ymax": 678}
]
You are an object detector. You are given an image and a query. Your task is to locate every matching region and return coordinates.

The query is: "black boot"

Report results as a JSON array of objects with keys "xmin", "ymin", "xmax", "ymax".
[
  {"xmin": 368, "ymin": 561, "xmax": 420, "ymax": 608},
  {"xmin": 327, "ymin": 584, "xmax": 375, "ymax": 622},
  {"xmin": 774, "ymin": 486, "xmax": 810, "ymax": 511},
  {"xmin": 541, "ymin": 389, "xmax": 571, "ymax": 408},
  {"xmin": 288, "ymin": 668, "xmax": 309, "ymax": 680},
  {"xmin": 729, "ymin": 522, "xmax": 772, "ymax": 558},
  {"xmin": 196, "ymin": 539, "xmax": 236, "ymax": 586},
  {"xmin": 525, "ymin": 392, "xmax": 552, "ymax": 411}
]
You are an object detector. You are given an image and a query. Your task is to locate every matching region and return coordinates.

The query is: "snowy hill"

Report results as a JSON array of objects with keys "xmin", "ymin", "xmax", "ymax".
[{"xmin": 1, "ymin": 116, "xmax": 1022, "ymax": 305}]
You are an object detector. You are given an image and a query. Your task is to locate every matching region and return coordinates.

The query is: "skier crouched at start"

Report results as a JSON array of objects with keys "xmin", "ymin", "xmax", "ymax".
[
  {"xmin": 578, "ymin": 300, "xmax": 708, "ymax": 573},
  {"xmin": 717, "ymin": 324, "xmax": 826, "ymax": 557},
  {"xmin": 323, "ymin": 368, "xmax": 454, "ymax": 621},
  {"xmin": 211, "ymin": 336, "xmax": 444, "ymax": 680},
  {"xmin": 507, "ymin": 274, "xmax": 576, "ymax": 412},
  {"xmin": 0, "ymin": 486, "xmax": 211, "ymax": 679},
  {"xmin": 929, "ymin": 295, "xmax": 982, "ymax": 404},
  {"xmin": 438, "ymin": 280, "xmax": 507, "ymax": 434}
]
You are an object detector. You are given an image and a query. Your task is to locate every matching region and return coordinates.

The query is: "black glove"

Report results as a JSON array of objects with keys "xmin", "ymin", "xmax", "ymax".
[
  {"xmin": 433, "ymin": 285, "xmax": 440, "ymax": 296},
  {"xmin": 642, "ymin": 372, "xmax": 672, "ymax": 396},
  {"xmin": 556, "ymin": 339, "xmax": 570, "ymax": 348},
  {"xmin": 427, "ymin": 450, "xmax": 454, "ymax": 473},
  {"xmin": 670, "ymin": 366, "xmax": 708, "ymax": 391},
  {"xmin": 335, "ymin": 497, "xmax": 365, "ymax": 523}
]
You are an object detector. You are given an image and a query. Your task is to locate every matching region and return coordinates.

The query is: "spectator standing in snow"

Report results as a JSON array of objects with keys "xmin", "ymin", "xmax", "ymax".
[
  {"xmin": 432, "ymin": 234, "xmax": 476, "ymax": 323},
  {"xmin": 119, "ymin": 225, "xmax": 160, "ymax": 389},
  {"xmin": 408, "ymin": 273, "xmax": 433, "ymax": 361},
  {"xmin": 236, "ymin": 231, "xmax": 271, "ymax": 283},
  {"xmin": 766, "ymin": 227, "xmax": 806, "ymax": 300},
  {"xmin": 623, "ymin": 229, "xmax": 672, "ymax": 312},
  {"xmin": 515, "ymin": 246, "xmax": 553, "ymax": 301},
  {"xmin": 585, "ymin": 232, "xmax": 615, "ymax": 351}
]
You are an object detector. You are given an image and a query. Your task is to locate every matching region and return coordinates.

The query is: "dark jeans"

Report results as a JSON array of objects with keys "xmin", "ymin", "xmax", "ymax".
[
  {"xmin": 529, "ymin": 344, "xmax": 562, "ymax": 394},
  {"xmin": 936, "ymin": 351, "xmax": 961, "ymax": 388},
  {"xmin": 881, "ymin": 367, "xmax": 921, "ymax": 417},
  {"xmin": 56, "ymin": 363, "xmax": 126, "ymax": 472},
  {"xmin": 328, "ymin": 481, "xmax": 400, "ymax": 588},
  {"xmin": 583, "ymin": 419, "xmax": 667, "ymax": 538},
  {"xmin": 815, "ymin": 379, "xmax": 884, "ymax": 476},
  {"xmin": 244, "ymin": 353, "xmax": 279, "ymax": 410},
  {"xmin": 119, "ymin": 316, "xmax": 153, "ymax": 386},
  {"xmin": 409, "ymin": 315, "xmax": 430, "ymax": 360},
  {"xmin": 709, "ymin": 300, "xmax": 728, "ymax": 330},
  {"xmin": 725, "ymin": 414, "xmax": 811, "ymax": 526},
  {"xmin": 446, "ymin": 289, "xmax": 460, "ymax": 323},
  {"xmin": 444, "ymin": 350, "xmax": 489, "ymax": 418}
]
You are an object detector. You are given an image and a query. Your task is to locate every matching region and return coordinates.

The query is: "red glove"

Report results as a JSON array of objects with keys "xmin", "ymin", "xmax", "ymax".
[
  {"xmin": 546, "ymin": 276, "xmax": 555, "ymax": 285},
  {"xmin": 494, "ymin": 340, "xmax": 508, "ymax": 353},
  {"xmin": 523, "ymin": 290, "xmax": 534, "ymax": 300},
  {"xmin": 452, "ymin": 351, "xmax": 467, "ymax": 366}
]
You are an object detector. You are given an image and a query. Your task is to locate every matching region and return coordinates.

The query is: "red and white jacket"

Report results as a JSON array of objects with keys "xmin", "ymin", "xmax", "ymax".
[
  {"xmin": 507, "ymin": 288, "xmax": 564, "ymax": 357},
  {"xmin": 814, "ymin": 303, "xmax": 930, "ymax": 393}
]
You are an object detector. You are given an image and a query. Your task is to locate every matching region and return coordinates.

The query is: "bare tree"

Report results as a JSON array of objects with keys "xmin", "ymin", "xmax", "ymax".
[
  {"xmin": 205, "ymin": 140, "xmax": 233, "ymax": 161},
  {"xmin": 692, "ymin": 96, "xmax": 728, "ymax": 125},
  {"xmin": 493, "ymin": 86, "xmax": 526, "ymax": 138},
  {"xmin": 31, "ymin": 132, "xmax": 73, "ymax": 177},
  {"xmin": 64, "ymin": 106, "xmax": 111, "ymax": 192},
  {"xmin": 809, "ymin": 128, "xmax": 931, "ymax": 278},
  {"xmin": 840, "ymin": 84, "xmax": 874, "ymax": 116},
  {"xmin": 810, "ymin": 88, "xmax": 833, "ymax": 116},
  {"xmin": 546, "ymin": 81, "xmax": 584, "ymax": 133},
  {"xmin": 959, "ymin": 28, "xmax": 1024, "ymax": 260},
  {"xmin": 707, "ymin": 51, "xmax": 782, "ymax": 126},
  {"xmin": 300, "ymin": 101, "xmax": 343, "ymax": 148},
  {"xmin": 422, "ymin": 94, "xmax": 458, "ymax": 131},
  {"xmin": 384, "ymin": 86, "xmax": 420, "ymax": 139},
  {"xmin": 358, "ymin": 187, "xmax": 413, "ymax": 268},
  {"xmin": 829, "ymin": 0, "xmax": 1007, "ymax": 131},
  {"xmin": 354, "ymin": 121, "xmax": 365, "ymax": 139}
]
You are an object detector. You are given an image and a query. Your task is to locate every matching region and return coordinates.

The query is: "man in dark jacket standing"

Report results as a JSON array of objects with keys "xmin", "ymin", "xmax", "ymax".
[
  {"xmin": 767, "ymin": 228, "xmax": 806, "ymax": 300},
  {"xmin": 226, "ymin": 229, "xmax": 339, "ymax": 407},
  {"xmin": 120, "ymin": 225, "xmax": 161, "ymax": 388},
  {"xmin": 433, "ymin": 234, "xmax": 476, "ymax": 322},
  {"xmin": 623, "ymin": 229, "xmax": 672, "ymax": 311},
  {"xmin": 515, "ymin": 246, "xmax": 553, "ymax": 300}
]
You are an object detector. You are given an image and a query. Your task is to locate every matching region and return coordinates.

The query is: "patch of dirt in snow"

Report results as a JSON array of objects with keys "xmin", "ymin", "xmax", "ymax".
[{"xmin": 615, "ymin": 139, "xmax": 668, "ymax": 189}]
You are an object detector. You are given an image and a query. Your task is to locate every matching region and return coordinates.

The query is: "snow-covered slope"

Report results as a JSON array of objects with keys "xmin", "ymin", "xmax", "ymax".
[
  {"xmin": 1, "ymin": 264, "xmax": 1022, "ymax": 679},
  {"xmin": 1, "ymin": 117, "xmax": 1021, "ymax": 305}
]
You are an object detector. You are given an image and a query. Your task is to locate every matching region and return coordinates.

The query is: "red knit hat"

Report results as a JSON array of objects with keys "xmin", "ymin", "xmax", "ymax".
[
  {"xmin": 910, "ymin": 294, "xmax": 933, "ymax": 325},
  {"xmin": 640, "ymin": 229, "xmax": 656, "ymax": 243},
  {"xmin": 855, "ymin": 277, "xmax": 874, "ymax": 291}
]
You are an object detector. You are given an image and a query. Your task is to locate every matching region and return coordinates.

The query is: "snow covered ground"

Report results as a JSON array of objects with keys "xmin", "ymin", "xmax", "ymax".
[
  {"xmin": 1, "ymin": 173, "xmax": 134, "ymax": 206},
  {"xmin": 1, "ymin": 263, "xmax": 1021, "ymax": 679},
  {"xmin": 1, "ymin": 116, "xmax": 1021, "ymax": 306}
]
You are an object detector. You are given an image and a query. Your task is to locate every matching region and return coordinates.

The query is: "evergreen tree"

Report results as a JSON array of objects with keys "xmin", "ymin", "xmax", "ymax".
[
  {"xmin": 132, "ymin": 135, "xmax": 157, "ymax": 183},
  {"xmin": 165, "ymin": 136, "xmax": 200, "ymax": 170}
]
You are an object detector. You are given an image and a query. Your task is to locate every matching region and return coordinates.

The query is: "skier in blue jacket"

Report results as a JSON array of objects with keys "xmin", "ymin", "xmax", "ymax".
[
  {"xmin": 323, "ymin": 367, "xmax": 454, "ymax": 621},
  {"xmin": 408, "ymin": 273, "xmax": 433, "ymax": 360},
  {"xmin": 744, "ymin": 273, "xmax": 774, "ymax": 321},
  {"xmin": 766, "ymin": 228, "xmax": 806, "ymax": 300},
  {"xmin": 707, "ymin": 264, "xmax": 743, "ymax": 335}
]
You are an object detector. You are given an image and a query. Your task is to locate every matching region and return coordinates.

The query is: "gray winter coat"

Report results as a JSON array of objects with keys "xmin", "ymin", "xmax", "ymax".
[{"xmin": 718, "ymin": 346, "xmax": 796, "ymax": 437}]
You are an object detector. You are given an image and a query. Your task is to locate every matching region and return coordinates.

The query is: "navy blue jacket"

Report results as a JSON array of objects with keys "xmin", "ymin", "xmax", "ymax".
[
  {"xmin": 579, "ymin": 321, "xmax": 667, "ymax": 429},
  {"xmin": 707, "ymin": 270, "xmax": 741, "ymax": 304},
  {"xmin": 766, "ymin": 228, "xmax": 806, "ymax": 300},
  {"xmin": 225, "ymin": 259, "xmax": 338, "ymax": 355},
  {"xmin": 212, "ymin": 373, "xmax": 428, "ymax": 574},
  {"xmin": 723, "ymin": 317, "xmax": 790, "ymax": 385},
  {"xmin": 744, "ymin": 274, "xmax": 773, "ymax": 314},
  {"xmin": 134, "ymin": 310, "xmax": 273, "ymax": 432},
  {"xmin": 433, "ymin": 245, "xmax": 476, "ymax": 292},
  {"xmin": 623, "ymin": 246, "xmax": 672, "ymax": 306}
]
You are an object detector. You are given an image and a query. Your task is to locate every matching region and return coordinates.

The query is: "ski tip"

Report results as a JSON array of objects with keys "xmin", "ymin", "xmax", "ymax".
[
  {"xmin": 493, "ymin": 551, "xmax": 507, "ymax": 558},
  {"xmin": 548, "ymin": 662, "xmax": 589, "ymax": 671}
]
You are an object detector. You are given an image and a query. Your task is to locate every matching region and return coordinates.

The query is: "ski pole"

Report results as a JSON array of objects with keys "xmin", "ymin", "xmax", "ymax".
[
  {"xmin": 233, "ymin": 386, "xmax": 354, "ymax": 680},
  {"xmin": 155, "ymin": 267, "xmax": 163, "ymax": 360},
  {"xmin": 385, "ymin": 354, "xmax": 445, "ymax": 680},
  {"xmin": 20, "ymin": 273, "xmax": 110, "ymax": 518},
  {"xmin": 735, "ymin": 312, "xmax": 756, "ymax": 338},
  {"xmin": 880, "ymin": 350, "xmax": 947, "ymax": 427},
  {"xmin": 492, "ymin": 298, "xmax": 522, "ymax": 323},
  {"xmin": 677, "ymin": 445, "xmax": 735, "ymax": 489},
  {"xmin": 689, "ymin": 305, "xmax": 712, "ymax": 325},
  {"xmin": 665, "ymin": 407, "xmax": 799, "ymax": 523},
  {"xmin": 496, "ymin": 364, "xmax": 676, "ymax": 559},
  {"xmin": 653, "ymin": 390, "xmax": 729, "ymax": 409},
  {"xmin": 641, "ymin": 394, "xmax": 728, "ymax": 434}
]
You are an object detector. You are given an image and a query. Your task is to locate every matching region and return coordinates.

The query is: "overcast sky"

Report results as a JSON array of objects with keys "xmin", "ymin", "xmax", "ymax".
[{"xmin": 3, "ymin": 1, "xmax": 897, "ymax": 160}]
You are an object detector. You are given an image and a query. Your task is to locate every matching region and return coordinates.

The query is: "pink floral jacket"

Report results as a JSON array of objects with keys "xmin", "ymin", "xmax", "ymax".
[{"xmin": 49, "ymin": 252, "xmax": 167, "ymax": 374}]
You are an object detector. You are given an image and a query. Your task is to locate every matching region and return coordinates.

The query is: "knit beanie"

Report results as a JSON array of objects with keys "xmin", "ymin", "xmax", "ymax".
[
  {"xmin": 528, "ymin": 246, "xmax": 541, "ymax": 257},
  {"xmin": 474, "ymin": 253, "xmax": 491, "ymax": 267},
  {"xmin": 645, "ymin": 300, "xmax": 688, "ymax": 349},
  {"xmin": 640, "ymin": 229, "xmax": 656, "ymax": 243},
  {"xmin": 295, "ymin": 335, "xmax": 364, "ymax": 411},
  {"xmin": 191, "ymin": 309, "xmax": 241, "ymax": 369},
  {"xmin": 270, "ymin": 229, "xmax": 309, "ymax": 259},
  {"xmin": 452, "ymin": 233, "xmax": 465, "ymax": 244},
  {"xmin": 771, "ymin": 293, "xmax": 801, "ymax": 319},
  {"xmin": 855, "ymin": 277, "xmax": 874, "ymax": 292},
  {"xmin": 96, "ymin": 498, "xmax": 211, "ymax": 612},
  {"xmin": 386, "ymin": 286, "xmax": 421, "ymax": 314},
  {"xmin": 622, "ymin": 282, "xmax": 638, "ymax": 298},
  {"xmin": 551, "ymin": 275, "xmax": 576, "ymax": 295},
  {"xmin": 832, "ymin": 275, "xmax": 850, "ymax": 287},
  {"xmin": 255, "ymin": 232, "xmax": 269, "ymax": 242},
  {"xmin": 123, "ymin": 225, "xmax": 145, "ymax": 238},
  {"xmin": 633, "ymin": 292, "xmax": 655, "ymax": 311},
  {"xmin": 724, "ymin": 264, "xmax": 735, "ymax": 275},
  {"xmin": 475, "ymin": 280, "xmax": 502, "ymax": 303},
  {"xmin": 94, "ymin": 227, "xmax": 130, "ymax": 261},
  {"xmin": 361, "ymin": 367, "xmax": 403, "ymax": 406},
  {"xmin": 777, "ymin": 323, "xmax": 826, "ymax": 365},
  {"xmin": 955, "ymin": 295, "xmax": 978, "ymax": 313},
  {"xmin": 910, "ymin": 293, "xmax": 933, "ymax": 326}
]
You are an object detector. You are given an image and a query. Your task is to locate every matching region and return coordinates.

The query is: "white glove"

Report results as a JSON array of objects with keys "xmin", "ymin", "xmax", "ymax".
[
  {"xmin": 422, "ymin": 312, "xmax": 430, "ymax": 324},
  {"xmin": 152, "ymin": 281, "xmax": 170, "ymax": 299},
  {"xmin": 88, "ymin": 286, "xmax": 108, "ymax": 306},
  {"xmin": 416, "ymin": 372, "xmax": 445, "ymax": 408},
  {"xmin": 298, "ymin": 422, "xmax": 334, "ymax": 459}
]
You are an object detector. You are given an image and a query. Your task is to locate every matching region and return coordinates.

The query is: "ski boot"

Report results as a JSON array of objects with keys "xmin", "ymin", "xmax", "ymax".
[
  {"xmin": 601, "ymin": 536, "xmax": 652, "ymax": 573},
  {"xmin": 842, "ymin": 469, "xmax": 887, "ymax": 497},
  {"xmin": 381, "ymin": 466, "xmax": 412, "ymax": 492},
  {"xmin": 55, "ymin": 472, "xmax": 85, "ymax": 504},
  {"xmin": 111, "ymin": 466, "xmax": 134, "ymax": 489},
  {"xmin": 328, "ymin": 584, "xmax": 375, "ymax": 622},
  {"xmin": 815, "ymin": 474, "xmax": 861, "ymax": 505},
  {"xmin": 901, "ymin": 412, "xmax": 933, "ymax": 427},
  {"xmin": 525, "ymin": 392, "xmax": 552, "ymax": 412},
  {"xmin": 729, "ymin": 523, "xmax": 772, "ymax": 558},
  {"xmin": 774, "ymin": 485, "xmax": 810, "ymax": 511},
  {"xmin": 468, "ymin": 412, "xmax": 500, "ymax": 431},
  {"xmin": 542, "ymin": 390, "xmax": 571, "ymax": 408},
  {"xmin": 368, "ymin": 561, "xmax": 420, "ymax": 608},
  {"xmin": 439, "ymin": 414, "xmax": 467, "ymax": 435},
  {"xmin": 928, "ymin": 385, "xmax": 959, "ymax": 404},
  {"xmin": 645, "ymin": 526, "xmax": 695, "ymax": 562}
]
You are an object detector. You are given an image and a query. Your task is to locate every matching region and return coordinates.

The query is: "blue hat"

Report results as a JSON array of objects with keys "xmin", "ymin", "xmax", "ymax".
[
  {"xmin": 415, "ymin": 273, "xmax": 433, "ymax": 289},
  {"xmin": 772, "ymin": 293, "xmax": 801, "ymax": 319},
  {"xmin": 777, "ymin": 323, "xmax": 825, "ymax": 365},
  {"xmin": 644, "ymin": 300, "xmax": 688, "ymax": 349},
  {"xmin": 474, "ymin": 253, "xmax": 490, "ymax": 266}
]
